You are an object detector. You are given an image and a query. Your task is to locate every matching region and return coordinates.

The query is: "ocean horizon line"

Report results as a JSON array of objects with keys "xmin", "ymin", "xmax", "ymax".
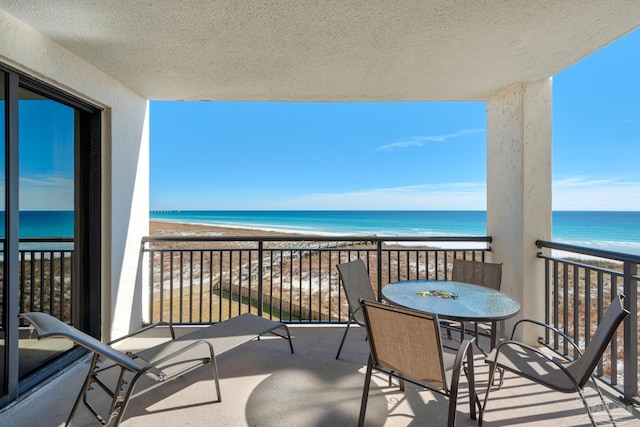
[
  {"xmin": 149, "ymin": 210, "xmax": 640, "ymax": 256},
  {"xmin": 4, "ymin": 210, "xmax": 638, "ymax": 257},
  {"xmin": 149, "ymin": 209, "xmax": 640, "ymax": 213}
]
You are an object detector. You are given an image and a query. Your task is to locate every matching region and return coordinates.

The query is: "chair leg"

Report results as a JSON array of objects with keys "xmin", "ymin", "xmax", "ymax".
[
  {"xmin": 335, "ymin": 316, "xmax": 353, "ymax": 359},
  {"xmin": 268, "ymin": 324, "xmax": 295, "ymax": 354},
  {"xmin": 587, "ymin": 375, "xmax": 617, "ymax": 426},
  {"xmin": 497, "ymin": 366, "xmax": 505, "ymax": 389},
  {"xmin": 66, "ymin": 353, "xmax": 101, "ymax": 426},
  {"xmin": 115, "ymin": 357, "xmax": 222, "ymax": 426},
  {"xmin": 68, "ymin": 353, "xmax": 136, "ymax": 427},
  {"xmin": 460, "ymin": 322, "xmax": 466, "ymax": 344},
  {"xmin": 384, "ymin": 370, "xmax": 403, "ymax": 391},
  {"xmin": 211, "ymin": 354, "xmax": 222, "ymax": 402},
  {"xmin": 358, "ymin": 356, "xmax": 374, "ymax": 427},
  {"xmin": 482, "ymin": 361, "xmax": 499, "ymax": 421},
  {"xmin": 445, "ymin": 322, "xmax": 453, "ymax": 340},
  {"xmin": 281, "ymin": 324, "xmax": 295, "ymax": 354},
  {"xmin": 575, "ymin": 387, "xmax": 600, "ymax": 427},
  {"xmin": 109, "ymin": 367, "xmax": 131, "ymax": 426},
  {"xmin": 113, "ymin": 372, "xmax": 143, "ymax": 426},
  {"xmin": 448, "ymin": 339, "xmax": 478, "ymax": 427},
  {"xmin": 471, "ymin": 321, "xmax": 495, "ymax": 356},
  {"xmin": 464, "ymin": 344, "xmax": 479, "ymax": 423}
]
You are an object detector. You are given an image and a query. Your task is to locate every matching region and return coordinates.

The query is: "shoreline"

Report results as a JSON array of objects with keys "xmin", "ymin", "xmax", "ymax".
[
  {"xmin": 152, "ymin": 219, "xmax": 353, "ymax": 237},
  {"xmin": 149, "ymin": 211, "xmax": 640, "ymax": 257},
  {"xmin": 149, "ymin": 220, "xmax": 490, "ymax": 250},
  {"xmin": 149, "ymin": 220, "xmax": 623, "ymax": 262},
  {"xmin": 150, "ymin": 219, "xmax": 314, "ymax": 238}
]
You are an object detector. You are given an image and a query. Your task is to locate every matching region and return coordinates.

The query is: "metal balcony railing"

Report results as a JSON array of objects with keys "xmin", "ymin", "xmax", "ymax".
[
  {"xmin": 3, "ymin": 238, "xmax": 74, "ymax": 323},
  {"xmin": 536, "ymin": 240, "xmax": 639, "ymax": 404},
  {"xmin": 11, "ymin": 235, "xmax": 636, "ymax": 406},
  {"xmin": 140, "ymin": 235, "xmax": 493, "ymax": 325}
]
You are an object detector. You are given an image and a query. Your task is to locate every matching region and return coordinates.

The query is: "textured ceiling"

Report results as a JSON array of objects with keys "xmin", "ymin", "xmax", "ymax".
[{"xmin": 1, "ymin": 1, "xmax": 639, "ymax": 101}]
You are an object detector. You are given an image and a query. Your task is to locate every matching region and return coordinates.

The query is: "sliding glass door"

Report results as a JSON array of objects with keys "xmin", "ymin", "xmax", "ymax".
[
  {"xmin": 0, "ymin": 66, "xmax": 101, "ymax": 404},
  {"xmin": 0, "ymin": 70, "xmax": 6, "ymax": 402},
  {"xmin": 17, "ymin": 87, "xmax": 76, "ymax": 379}
]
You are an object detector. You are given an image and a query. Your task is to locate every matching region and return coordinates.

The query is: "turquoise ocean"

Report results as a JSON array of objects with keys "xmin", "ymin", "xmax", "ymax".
[
  {"xmin": 9, "ymin": 210, "xmax": 640, "ymax": 256},
  {"xmin": 149, "ymin": 210, "xmax": 640, "ymax": 257}
]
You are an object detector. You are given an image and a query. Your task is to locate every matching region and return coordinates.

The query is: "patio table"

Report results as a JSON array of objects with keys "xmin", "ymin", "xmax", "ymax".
[{"xmin": 381, "ymin": 280, "xmax": 520, "ymax": 350}]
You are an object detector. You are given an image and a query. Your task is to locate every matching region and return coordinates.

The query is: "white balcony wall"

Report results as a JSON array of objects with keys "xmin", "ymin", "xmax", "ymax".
[
  {"xmin": 0, "ymin": 10, "xmax": 149, "ymax": 340},
  {"xmin": 487, "ymin": 79, "xmax": 552, "ymax": 344}
]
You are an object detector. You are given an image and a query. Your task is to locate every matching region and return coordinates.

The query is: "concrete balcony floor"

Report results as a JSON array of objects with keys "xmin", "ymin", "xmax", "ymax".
[{"xmin": 2, "ymin": 324, "xmax": 639, "ymax": 427}]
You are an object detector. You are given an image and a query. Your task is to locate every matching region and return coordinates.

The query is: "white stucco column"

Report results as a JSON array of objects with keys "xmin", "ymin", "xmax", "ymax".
[
  {"xmin": 487, "ymin": 79, "xmax": 552, "ymax": 344},
  {"xmin": 108, "ymin": 101, "xmax": 150, "ymax": 340}
]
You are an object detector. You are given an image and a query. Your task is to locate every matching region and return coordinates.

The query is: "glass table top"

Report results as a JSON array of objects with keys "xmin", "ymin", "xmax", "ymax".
[{"xmin": 381, "ymin": 280, "xmax": 520, "ymax": 321}]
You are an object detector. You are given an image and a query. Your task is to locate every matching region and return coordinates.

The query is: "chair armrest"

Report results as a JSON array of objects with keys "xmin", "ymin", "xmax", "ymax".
[
  {"xmin": 510, "ymin": 319, "xmax": 582, "ymax": 357},
  {"xmin": 454, "ymin": 337, "xmax": 475, "ymax": 372},
  {"xmin": 451, "ymin": 337, "xmax": 476, "ymax": 387},
  {"xmin": 451, "ymin": 337, "xmax": 478, "ymax": 421},
  {"xmin": 108, "ymin": 321, "xmax": 176, "ymax": 346}
]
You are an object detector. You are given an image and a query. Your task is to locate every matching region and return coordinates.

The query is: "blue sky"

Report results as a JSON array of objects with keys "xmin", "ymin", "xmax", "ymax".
[
  {"xmin": 17, "ymin": 94, "xmax": 75, "ymax": 210},
  {"xmin": 150, "ymin": 29, "xmax": 640, "ymax": 211}
]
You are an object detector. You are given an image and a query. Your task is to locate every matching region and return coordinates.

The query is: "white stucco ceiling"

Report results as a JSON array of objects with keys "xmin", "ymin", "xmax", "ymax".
[{"xmin": 1, "ymin": 1, "xmax": 639, "ymax": 101}]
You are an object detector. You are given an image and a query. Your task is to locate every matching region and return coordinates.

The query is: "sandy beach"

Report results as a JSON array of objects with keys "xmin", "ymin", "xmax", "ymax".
[
  {"xmin": 148, "ymin": 220, "xmax": 381, "ymax": 323},
  {"xmin": 146, "ymin": 220, "xmax": 458, "ymax": 324},
  {"xmin": 150, "ymin": 220, "xmax": 297, "ymax": 238}
]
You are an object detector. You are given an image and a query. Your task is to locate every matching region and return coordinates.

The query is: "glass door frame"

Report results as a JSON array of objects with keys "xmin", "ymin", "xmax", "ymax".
[{"xmin": 1, "ymin": 65, "xmax": 102, "ymax": 404}]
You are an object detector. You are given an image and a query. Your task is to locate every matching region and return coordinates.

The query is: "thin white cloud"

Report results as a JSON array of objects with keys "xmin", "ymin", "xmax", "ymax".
[
  {"xmin": 270, "ymin": 176, "xmax": 640, "ymax": 211},
  {"xmin": 20, "ymin": 176, "xmax": 74, "ymax": 187},
  {"xmin": 414, "ymin": 128, "xmax": 485, "ymax": 142},
  {"xmin": 282, "ymin": 183, "xmax": 487, "ymax": 210},
  {"xmin": 19, "ymin": 175, "xmax": 74, "ymax": 210},
  {"xmin": 552, "ymin": 177, "xmax": 640, "ymax": 211},
  {"xmin": 376, "ymin": 140, "xmax": 423, "ymax": 151},
  {"xmin": 553, "ymin": 177, "xmax": 617, "ymax": 187},
  {"xmin": 376, "ymin": 128, "xmax": 485, "ymax": 151}
]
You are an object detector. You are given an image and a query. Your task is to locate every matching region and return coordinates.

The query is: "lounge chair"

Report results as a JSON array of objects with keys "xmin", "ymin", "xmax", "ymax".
[
  {"xmin": 482, "ymin": 294, "xmax": 628, "ymax": 426},
  {"xmin": 19, "ymin": 312, "xmax": 294, "ymax": 426}
]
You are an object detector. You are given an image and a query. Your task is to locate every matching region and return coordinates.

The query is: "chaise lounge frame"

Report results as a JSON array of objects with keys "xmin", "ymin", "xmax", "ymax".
[{"xmin": 19, "ymin": 312, "xmax": 294, "ymax": 426}]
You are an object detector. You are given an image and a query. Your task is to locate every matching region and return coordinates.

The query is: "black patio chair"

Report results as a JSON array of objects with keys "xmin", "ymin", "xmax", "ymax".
[{"xmin": 483, "ymin": 294, "xmax": 628, "ymax": 426}]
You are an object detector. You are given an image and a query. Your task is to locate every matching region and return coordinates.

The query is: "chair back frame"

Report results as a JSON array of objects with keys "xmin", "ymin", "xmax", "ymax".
[
  {"xmin": 568, "ymin": 294, "xmax": 629, "ymax": 388},
  {"xmin": 450, "ymin": 259, "xmax": 503, "ymax": 352},
  {"xmin": 363, "ymin": 299, "xmax": 447, "ymax": 389},
  {"xmin": 452, "ymin": 258, "xmax": 502, "ymax": 290},
  {"xmin": 334, "ymin": 259, "xmax": 377, "ymax": 359},
  {"xmin": 358, "ymin": 299, "xmax": 479, "ymax": 427},
  {"xmin": 337, "ymin": 259, "xmax": 376, "ymax": 325}
]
